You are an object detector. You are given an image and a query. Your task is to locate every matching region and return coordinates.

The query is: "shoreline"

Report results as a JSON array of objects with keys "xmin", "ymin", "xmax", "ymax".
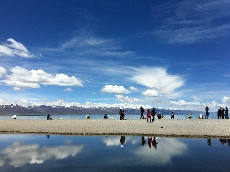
[{"xmin": 0, "ymin": 119, "xmax": 229, "ymax": 138}]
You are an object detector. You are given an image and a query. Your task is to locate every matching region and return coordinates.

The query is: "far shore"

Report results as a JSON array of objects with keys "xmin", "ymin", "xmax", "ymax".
[{"xmin": 0, "ymin": 119, "xmax": 229, "ymax": 138}]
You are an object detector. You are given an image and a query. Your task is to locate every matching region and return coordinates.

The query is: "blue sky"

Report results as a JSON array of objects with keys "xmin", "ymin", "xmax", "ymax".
[{"xmin": 0, "ymin": 0, "xmax": 230, "ymax": 111}]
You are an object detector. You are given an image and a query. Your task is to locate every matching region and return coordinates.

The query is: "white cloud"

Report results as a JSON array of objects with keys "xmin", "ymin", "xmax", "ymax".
[
  {"xmin": 0, "ymin": 66, "xmax": 7, "ymax": 78},
  {"xmin": 115, "ymin": 94, "xmax": 139, "ymax": 103},
  {"xmin": 0, "ymin": 38, "xmax": 33, "ymax": 58},
  {"xmin": 2, "ymin": 66, "xmax": 83, "ymax": 90},
  {"xmin": 131, "ymin": 67, "xmax": 184, "ymax": 98},
  {"xmin": 222, "ymin": 96, "xmax": 230, "ymax": 106},
  {"xmin": 64, "ymin": 87, "xmax": 73, "ymax": 92},
  {"xmin": 130, "ymin": 86, "xmax": 138, "ymax": 92},
  {"xmin": 101, "ymin": 85, "xmax": 130, "ymax": 94},
  {"xmin": 142, "ymin": 89, "xmax": 159, "ymax": 97},
  {"xmin": 2, "ymin": 142, "xmax": 83, "ymax": 167}
]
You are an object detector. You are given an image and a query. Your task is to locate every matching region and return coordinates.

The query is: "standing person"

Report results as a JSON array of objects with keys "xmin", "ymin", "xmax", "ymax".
[
  {"xmin": 221, "ymin": 108, "xmax": 225, "ymax": 119},
  {"xmin": 151, "ymin": 107, "xmax": 156, "ymax": 122},
  {"xmin": 146, "ymin": 109, "xmax": 151, "ymax": 122},
  {"xmin": 205, "ymin": 106, "xmax": 209, "ymax": 119},
  {"xmin": 119, "ymin": 109, "xmax": 124, "ymax": 120},
  {"xmin": 140, "ymin": 106, "xmax": 145, "ymax": 119},
  {"xmin": 217, "ymin": 108, "xmax": 221, "ymax": 119},
  {"xmin": 171, "ymin": 112, "xmax": 174, "ymax": 119},
  {"xmin": 225, "ymin": 106, "xmax": 228, "ymax": 119}
]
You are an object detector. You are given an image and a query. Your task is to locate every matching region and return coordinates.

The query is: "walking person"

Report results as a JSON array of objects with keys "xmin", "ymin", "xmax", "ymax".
[
  {"xmin": 119, "ymin": 109, "xmax": 125, "ymax": 120},
  {"xmin": 140, "ymin": 106, "xmax": 145, "ymax": 119}
]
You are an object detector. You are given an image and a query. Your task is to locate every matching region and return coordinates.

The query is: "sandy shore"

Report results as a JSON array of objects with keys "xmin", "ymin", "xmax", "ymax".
[{"xmin": 0, "ymin": 119, "xmax": 229, "ymax": 138}]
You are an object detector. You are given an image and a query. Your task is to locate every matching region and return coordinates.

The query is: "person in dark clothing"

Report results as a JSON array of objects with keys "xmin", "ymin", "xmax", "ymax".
[
  {"xmin": 217, "ymin": 108, "xmax": 221, "ymax": 119},
  {"xmin": 221, "ymin": 108, "xmax": 225, "ymax": 119},
  {"xmin": 205, "ymin": 106, "xmax": 209, "ymax": 119},
  {"xmin": 140, "ymin": 106, "xmax": 145, "ymax": 119},
  {"xmin": 225, "ymin": 106, "xmax": 229, "ymax": 119},
  {"xmin": 119, "ymin": 109, "xmax": 125, "ymax": 120},
  {"xmin": 157, "ymin": 112, "xmax": 162, "ymax": 119},
  {"xmin": 171, "ymin": 112, "xmax": 174, "ymax": 119},
  {"xmin": 151, "ymin": 107, "xmax": 156, "ymax": 122},
  {"xmin": 104, "ymin": 114, "xmax": 108, "ymax": 119},
  {"xmin": 47, "ymin": 114, "xmax": 52, "ymax": 120}
]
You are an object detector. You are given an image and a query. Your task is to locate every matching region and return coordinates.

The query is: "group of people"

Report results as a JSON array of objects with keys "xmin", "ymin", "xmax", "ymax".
[
  {"xmin": 140, "ymin": 106, "xmax": 173, "ymax": 122},
  {"xmin": 217, "ymin": 107, "xmax": 228, "ymax": 119}
]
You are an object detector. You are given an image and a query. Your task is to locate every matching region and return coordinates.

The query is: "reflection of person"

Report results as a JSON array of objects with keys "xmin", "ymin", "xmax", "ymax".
[
  {"xmin": 104, "ymin": 114, "xmax": 108, "ymax": 119},
  {"xmin": 141, "ymin": 136, "xmax": 146, "ymax": 146},
  {"xmin": 152, "ymin": 137, "xmax": 158, "ymax": 150},
  {"xmin": 148, "ymin": 137, "xmax": 152, "ymax": 148},
  {"xmin": 120, "ymin": 136, "xmax": 125, "ymax": 147},
  {"xmin": 205, "ymin": 106, "xmax": 209, "ymax": 119},
  {"xmin": 47, "ymin": 114, "xmax": 52, "ymax": 120},
  {"xmin": 140, "ymin": 106, "xmax": 145, "ymax": 119},
  {"xmin": 207, "ymin": 138, "xmax": 211, "ymax": 146}
]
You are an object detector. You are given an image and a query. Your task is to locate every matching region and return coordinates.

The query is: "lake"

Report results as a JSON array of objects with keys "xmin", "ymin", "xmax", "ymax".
[{"xmin": 0, "ymin": 134, "xmax": 229, "ymax": 172}]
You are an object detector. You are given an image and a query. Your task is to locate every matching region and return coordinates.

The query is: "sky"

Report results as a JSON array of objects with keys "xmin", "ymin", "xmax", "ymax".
[{"xmin": 0, "ymin": 0, "xmax": 230, "ymax": 111}]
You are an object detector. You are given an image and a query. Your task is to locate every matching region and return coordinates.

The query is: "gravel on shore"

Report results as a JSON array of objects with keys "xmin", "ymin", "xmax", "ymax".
[{"xmin": 0, "ymin": 119, "xmax": 229, "ymax": 138}]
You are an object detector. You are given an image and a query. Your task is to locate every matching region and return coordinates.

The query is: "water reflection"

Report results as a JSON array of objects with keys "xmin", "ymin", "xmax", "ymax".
[{"xmin": 0, "ymin": 135, "xmax": 229, "ymax": 171}]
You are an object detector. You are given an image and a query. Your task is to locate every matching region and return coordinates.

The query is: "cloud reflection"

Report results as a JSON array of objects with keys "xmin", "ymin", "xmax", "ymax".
[
  {"xmin": 1, "ymin": 142, "xmax": 83, "ymax": 167},
  {"xmin": 133, "ymin": 137, "xmax": 187, "ymax": 165}
]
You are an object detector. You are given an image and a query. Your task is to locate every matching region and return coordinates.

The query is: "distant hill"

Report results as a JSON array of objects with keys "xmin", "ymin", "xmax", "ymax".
[{"xmin": 0, "ymin": 104, "xmax": 197, "ymax": 116}]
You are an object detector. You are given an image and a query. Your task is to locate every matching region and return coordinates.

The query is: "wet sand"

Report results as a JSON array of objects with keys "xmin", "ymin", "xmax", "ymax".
[{"xmin": 0, "ymin": 119, "xmax": 229, "ymax": 138}]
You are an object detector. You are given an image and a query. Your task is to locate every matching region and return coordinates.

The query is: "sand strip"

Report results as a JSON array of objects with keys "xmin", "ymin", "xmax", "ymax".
[{"xmin": 0, "ymin": 119, "xmax": 229, "ymax": 138}]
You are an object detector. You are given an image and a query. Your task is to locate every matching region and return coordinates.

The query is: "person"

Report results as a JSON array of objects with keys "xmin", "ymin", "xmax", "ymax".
[
  {"xmin": 205, "ymin": 106, "xmax": 209, "ymax": 119},
  {"xmin": 151, "ymin": 107, "xmax": 156, "ymax": 122},
  {"xmin": 225, "ymin": 106, "xmax": 229, "ymax": 119},
  {"xmin": 171, "ymin": 112, "xmax": 174, "ymax": 119},
  {"xmin": 140, "ymin": 106, "xmax": 145, "ymax": 119},
  {"xmin": 217, "ymin": 108, "xmax": 221, "ymax": 119},
  {"xmin": 199, "ymin": 113, "xmax": 203, "ymax": 119},
  {"xmin": 188, "ymin": 113, "xmax": 192, "ymax": 119},
  {"xmin": 119, "ymin": 109, "xmax": 125, "ymax": 120},
  {"xmin": 86, "ymin": 114, "xmax": 90, "ymax": 119},
  {"xmin": 12, "ymin": 115, "xmax": 17, "ymax": 119},
  {"xmin": 104, "ymin": 114, "xmax": 108, "ymax": 119},
  {"xmin": 146, "ymin": 109, "xmax": 151, "ymax": 122},
  {"xmin": 47, "ymin": 114, "xmax": 52, "ymax": 120},
  {"xmin": 157, "ymin": 112, "xmax": 162, "ymax": 119},
  {"xmin": 221, "ymin": 108, "xmax": 225, "ymax": 119}
]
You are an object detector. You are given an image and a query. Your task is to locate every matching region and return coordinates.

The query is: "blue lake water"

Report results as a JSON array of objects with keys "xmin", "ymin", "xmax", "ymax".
[
  {"xmin": 0, "ymin": 134, "xmax": 229, "ymax": 172},
  {"xmin": 0, "ymin": 112, "xmax": 219, "ymax": 120}
]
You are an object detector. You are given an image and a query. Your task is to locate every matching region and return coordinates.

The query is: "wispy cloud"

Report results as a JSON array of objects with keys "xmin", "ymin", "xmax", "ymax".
[
  {"xmin": 152, "ymin": 0, "xmax": 230, "ymax": 43},
  {"xmin": 0, "ymin": 38, "xmax": 33, "ymax": 58}
]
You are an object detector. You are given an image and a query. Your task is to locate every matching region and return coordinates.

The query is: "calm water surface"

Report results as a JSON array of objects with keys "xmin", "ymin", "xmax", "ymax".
[{"xmin": 0, "ymin": 134, "xmax": 229, "ymax": 172}]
